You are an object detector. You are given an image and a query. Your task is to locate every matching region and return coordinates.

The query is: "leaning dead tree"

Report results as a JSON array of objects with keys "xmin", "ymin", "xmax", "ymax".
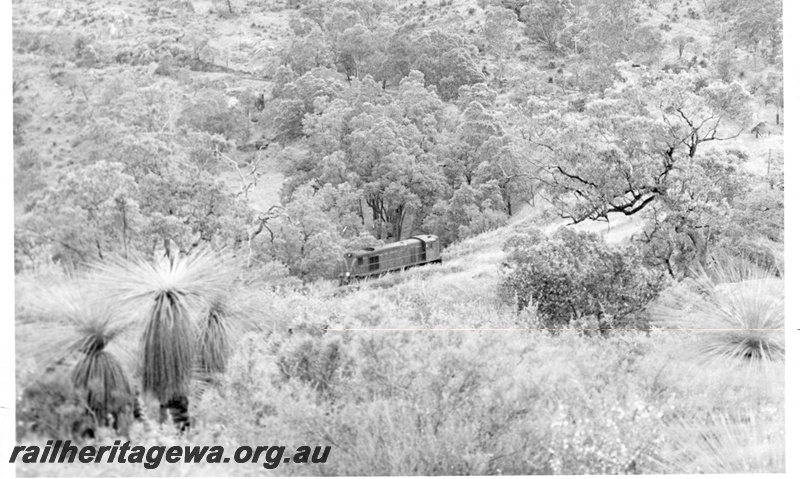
[
  {"xmin": 243, "ymin": 206, "xmax": 286, "ymax": 267},
  {"xmin": 216, "ymin": 149, "xmax": 264, "ymax": 200}
]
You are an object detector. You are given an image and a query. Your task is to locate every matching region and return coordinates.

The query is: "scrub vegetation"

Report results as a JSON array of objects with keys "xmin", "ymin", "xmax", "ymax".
[{"xmin": 13, "ymin": 0, "xmax": 783, "ymax": 475}]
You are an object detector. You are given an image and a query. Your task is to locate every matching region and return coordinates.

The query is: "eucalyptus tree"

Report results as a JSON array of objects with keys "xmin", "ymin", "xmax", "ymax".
[
  {"xmin": 17, "ymin": 161, "xmax": 144, "ymax": 265},
  {"xmin": 515, "ymin": 70, "xmax": 755, "ymax": 275},
  {"xmin": 483, "ymin": 6, "xmax": 520, "ymax": 86},
  {"xmin": 519, "ymin": 71, "xmax": 752, "ymax": 222},
  {"xmin": 409, "ymin": 31, "xmax": 484, "ymax": 101},
  {"xmin": 279, "ymin": 71, "xmax": 449, "ymax": 240}
]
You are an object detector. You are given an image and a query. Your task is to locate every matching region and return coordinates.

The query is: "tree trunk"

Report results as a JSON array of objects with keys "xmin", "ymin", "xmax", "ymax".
[
  {"xmin": 120, "ymin": 200, "xmax": 129, "ymax": 259},
  {"xmin": 163, "ymin": 238, "xmax": 172, "ymax": 260},
  {"xmin": 385, "ymin": 205, "xmax": 404, "ymax": 240},
  {"xmin": 686, "ymin": 228, "xmax": 708, "ymax": 268}
]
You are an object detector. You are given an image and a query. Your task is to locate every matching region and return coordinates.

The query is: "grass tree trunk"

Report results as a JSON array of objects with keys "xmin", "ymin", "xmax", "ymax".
[{"xmin": 143, "ymin": 290, "xmax": 196, "ymax": 430}]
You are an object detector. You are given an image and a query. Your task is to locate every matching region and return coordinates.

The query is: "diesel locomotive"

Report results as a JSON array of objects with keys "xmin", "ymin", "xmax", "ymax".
[{"xmin": 338, "ymin": 235, "xmax": 442, "ymax": 285}]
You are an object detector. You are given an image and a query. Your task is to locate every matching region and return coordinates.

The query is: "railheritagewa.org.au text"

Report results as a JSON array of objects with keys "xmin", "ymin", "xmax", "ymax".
[{"xmin": 10, "ymin": 440, "xmax": 331, "ymax": 470}]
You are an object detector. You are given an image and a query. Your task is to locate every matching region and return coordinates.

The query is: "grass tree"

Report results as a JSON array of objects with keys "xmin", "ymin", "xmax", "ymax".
[
  {"xmin": 19, "ymin": 283, "xmax": 136, "ymax": 434},
  {"xmin": 197, "ymin": 284, "xmax": 265, "ymax": 378},
  {"xmin": 658, "ymin": 408, "xmax": 784, "ymax": 473},
  {"xmin": 91, "ymin": 249, "xmax": 241, "ymax": 429},
  {"xmin": 197, "ymin": 298, "xmax": 231, "ymax": 378},
  {"xmin": 654, "ymin": 254, "xmax": 784, "ymax": 366},
  {"xmin": 69, "ymin": 317, "xmax": 135, "ymax": 428}
]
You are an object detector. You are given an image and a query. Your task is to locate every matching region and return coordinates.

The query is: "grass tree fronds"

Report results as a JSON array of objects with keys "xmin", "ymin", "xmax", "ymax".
[
  {"xmin": 653, "ymin": 255, "xmax": 784, "ymax": 367},
  {"xmin": 62, "ymin": 308, "xmax": 135, "ymax": 425},
  {"xmin": 197, "ymin": 307, "xmax": 230, "ymax": 376},
  {"xmin": 709, "ymin": 293, "xmax": 783, "ymax": 364},
  {"xmin": 210, "ymin": 287, "xmax": 267, "ymax": 331},
  {"xmin": 71, "ymin": 350, "xmax": 135, "ymax": 423},
  {"xmin": 71, "ymin": 310, "xmax": 128, "ymax": 353},
  {"xmin": 657, "ymin": 408, "xmax": 784, "ymax": 473},
  {"xmin": 195, "ymin": 286, "xmax": 266, "ymax": 379},
  {"xmin": 17, "ymin": 280, "xmax": 130, "ymax": 367},
  {"xmin": 142, "ymin": 290, "xmax": 197, "ymax": 403},
  {"xmin": 696, "ymin": 267, "xmax": 783, "ymax": 365},
  {"xmin": 89, "ymin": 248, "xmax": 242, "ymax": 412},
  {"xmin": 693, "ymin": 252, "xmax": 781, "ymax": 292},
  {"xmin": 17, "ymin": 280, "xmax": 136, "ymax": 426},
  {"xmin": 221, "ymin": 288, "xmax": 270, "ymax": 336},
  {"xmin": 19, "ymin": 271, "xmax": 148, "ymax": 361},
  {"xmin": 188, "ymin": 375, "xmax": 214, "ymax": 404},
  {"xmin": 20, "ymin": 275, "xmax": 103, "ymax": 325},
  {"xmin": 16, "ymin": 321, "xmax": 74, "ymax": 372},
  {"xmin": 89, "ymin": 248, "xmax": 243, "ymax": 306}
]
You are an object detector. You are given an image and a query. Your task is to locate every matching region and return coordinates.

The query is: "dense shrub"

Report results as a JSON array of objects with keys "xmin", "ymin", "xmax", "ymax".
[
  {"xmin": 500, "ymin": 228, "xmax": 667, "ymax": 329},
  {"xmin": 17, "ymin": 374, "xmax": 96, "ymax": 441},
  {"xmin": 14, "ymin": 148, "xmax": 45, "ymax": 203},
  {"xmin": 177, "ymin": 91, "xmax": 251, "ymax": 145},
  {"xmin": 16, "ymin": 265, "xmax": 783, "ymax": 475},
  {"xmin": 275, "ymin": 334, "xmax": 353, "ymax": 397}
]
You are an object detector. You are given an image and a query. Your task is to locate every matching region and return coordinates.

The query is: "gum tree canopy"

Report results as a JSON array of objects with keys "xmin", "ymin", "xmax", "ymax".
[{"xmin": 523, "ymin": 71, "xmax": 753, "ymax": 224}]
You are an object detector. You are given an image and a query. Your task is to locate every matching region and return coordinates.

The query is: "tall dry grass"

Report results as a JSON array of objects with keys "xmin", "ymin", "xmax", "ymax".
[{"xmin": 15, "ymin": 238, "xmax": 784, "ymax": 475}]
